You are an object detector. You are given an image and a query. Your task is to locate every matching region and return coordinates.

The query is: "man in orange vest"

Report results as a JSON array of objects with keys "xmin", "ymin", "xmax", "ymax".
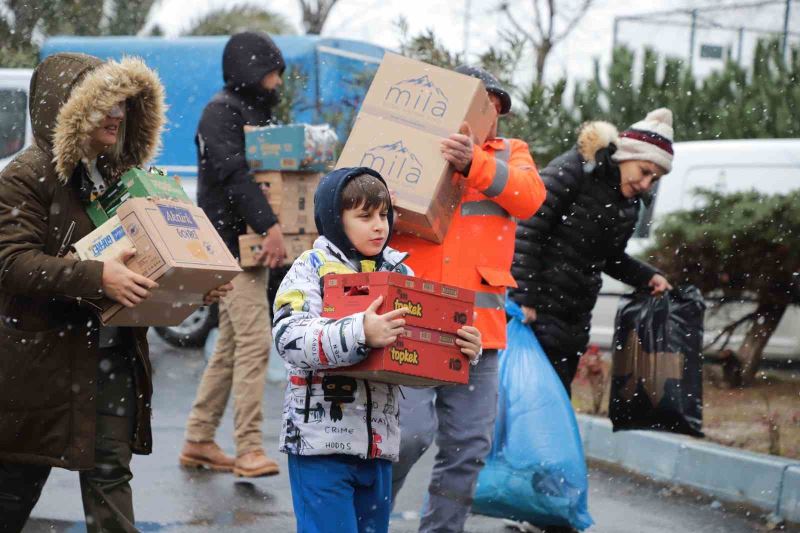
[{"xmin": 390, "ymin": 65, "xmax": 546, "ymax": 532}]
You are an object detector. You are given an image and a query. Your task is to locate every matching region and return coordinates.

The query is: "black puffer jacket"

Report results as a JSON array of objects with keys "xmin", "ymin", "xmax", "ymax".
[
  {"xmin": 511, "ymin": 121, "xmax": 659, "ymax": 357},
  {"xmin": 196, "ymin": 31, "xmax": 286, "ymax": 257}
]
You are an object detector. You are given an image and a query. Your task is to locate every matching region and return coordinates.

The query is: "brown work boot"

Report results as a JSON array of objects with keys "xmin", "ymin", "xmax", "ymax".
[
  {"xmin": 179, "ymin": 441, "xmax": 235, "ymax": 472},
  {"xmin": 233, "ymin": 450, "xmax": 280, "ymax": 478}
]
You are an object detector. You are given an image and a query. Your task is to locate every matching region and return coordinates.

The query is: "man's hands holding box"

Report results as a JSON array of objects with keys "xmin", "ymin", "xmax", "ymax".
[
  {"xmin": 203, "ymin": 282, "xmax": 234, "ymax": 305},
  {"xmin": 440, "ymin": 122, "xmax": 478, "ymax": 174},
  {"xmin": 257, "ymin": 224, "xmax": 288, "ymax": 268}
]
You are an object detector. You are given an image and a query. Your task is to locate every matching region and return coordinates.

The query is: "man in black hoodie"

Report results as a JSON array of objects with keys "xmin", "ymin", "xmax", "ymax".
[{"xmin": 180, "ymin": 32, "xmax": 285, "ymax": 478}]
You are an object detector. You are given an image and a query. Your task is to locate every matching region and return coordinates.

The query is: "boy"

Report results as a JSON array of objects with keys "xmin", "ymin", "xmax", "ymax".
[{"xmin": 272, "ymin": 167, "xmax": 482, "ymax": 533}]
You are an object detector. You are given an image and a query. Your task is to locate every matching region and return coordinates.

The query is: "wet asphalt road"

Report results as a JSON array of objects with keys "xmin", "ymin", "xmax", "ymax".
[{"xmin": 23, "ymin": 332, "xmax": 777, "ymax": 533}]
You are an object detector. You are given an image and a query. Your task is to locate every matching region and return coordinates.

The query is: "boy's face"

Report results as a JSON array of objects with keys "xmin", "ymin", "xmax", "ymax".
[{"xmin": 342, "ymin": 203, "xmax": 390, "ymax": 257}]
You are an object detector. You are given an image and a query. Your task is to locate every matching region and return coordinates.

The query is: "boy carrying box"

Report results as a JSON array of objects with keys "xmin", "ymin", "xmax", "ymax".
[{"xmin": 272, "ymin": 167, "xmax": 481, "ymax": 533}]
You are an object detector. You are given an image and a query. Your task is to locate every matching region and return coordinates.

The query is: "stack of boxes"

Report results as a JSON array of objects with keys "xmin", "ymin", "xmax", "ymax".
[
  {"xmin": 321, "ymin": 272, "xmax": 475, "ymax": 386},
  {"xmin": 242, "ymin": 124, "xmax": 337, "ymax": 267},
  {"xmin": 73, "ymin": 168, "xmax": 242, "ymax": 326},
  {"xmin": 336, "ymin": 53, "xmax": 497, "ymax": 243}
]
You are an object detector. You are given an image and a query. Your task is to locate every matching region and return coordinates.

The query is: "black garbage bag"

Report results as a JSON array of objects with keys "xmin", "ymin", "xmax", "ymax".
[{"xmin": 609, "ymin": 286, "xmax": 705, "ymax": 436}]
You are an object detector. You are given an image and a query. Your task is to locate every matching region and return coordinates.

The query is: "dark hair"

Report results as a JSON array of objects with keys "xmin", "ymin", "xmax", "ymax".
[{"xmin": 340, "ymin": 173, "xmax": 391, "ymax": 213}]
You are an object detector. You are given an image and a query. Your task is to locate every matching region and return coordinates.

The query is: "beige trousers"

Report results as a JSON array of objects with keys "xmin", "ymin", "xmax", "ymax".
[{"xmin": 185, "ymin": 268, "xmax": 272, "ymax": 456}]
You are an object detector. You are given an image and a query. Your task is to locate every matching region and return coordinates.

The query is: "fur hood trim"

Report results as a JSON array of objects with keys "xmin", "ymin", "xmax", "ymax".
[
  {"xmin": 52, "ymin": 57, "xmax": 166, "ymax": 183},
  {"xmin": 576, "ymin": 121, "xmax": 618, "ymax": 163}
]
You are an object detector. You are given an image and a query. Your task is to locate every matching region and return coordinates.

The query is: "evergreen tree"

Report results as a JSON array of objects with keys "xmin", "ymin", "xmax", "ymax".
[
  {"xmin": 0, "ymin": 0, "xmax": 158, "ymax": 67},
  {"xmin": 645, "ymin": 189, "xmax": 800, "ymax": 385}
]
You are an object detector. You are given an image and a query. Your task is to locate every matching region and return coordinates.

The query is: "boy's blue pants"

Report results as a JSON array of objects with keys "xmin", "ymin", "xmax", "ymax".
[{"xmin": 288, "ymin": 453, "xmax": 392, "ymax": 533}]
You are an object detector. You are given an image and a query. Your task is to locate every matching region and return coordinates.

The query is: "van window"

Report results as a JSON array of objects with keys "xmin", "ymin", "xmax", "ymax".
[
  {"xmin": 0, "ymin": 89, "xmax": 27, "ymax": 159},
  {"xmin": 682, "ymin": 164, "xmax": 800, "ymax": 209}
]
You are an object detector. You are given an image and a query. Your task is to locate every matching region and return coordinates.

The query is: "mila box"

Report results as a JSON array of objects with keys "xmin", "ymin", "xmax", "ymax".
[
  {"xmin": 336, "ymin": 52, "xmax": 497, "ymax": 243},
  {"xmin": 87, "ymin": 198, "xmax": 242, "ymax": 327},
  {"xmin": 321, "ymin": 272, "xmax": 475, "ymax": 386},
  {"xmin": 86, "ymin": 167, "xmax": 192, "ymax": 227},
  {"xmin": 244, "ymin": 124, "xmax": 337, "ymax": 172},
  {"xmin": 336, "ymin": 114, "xmax": 463, "ymax": 243}
]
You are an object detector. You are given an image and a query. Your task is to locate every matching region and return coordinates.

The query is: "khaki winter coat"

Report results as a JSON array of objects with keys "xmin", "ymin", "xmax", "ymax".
[{"xmin": 0, "ymin": 53, "xmax": 165, "ymax": 470}]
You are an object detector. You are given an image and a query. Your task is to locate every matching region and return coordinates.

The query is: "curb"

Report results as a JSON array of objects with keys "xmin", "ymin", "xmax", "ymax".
[{"xmin": 576, "ymin": 414, "xmax": 800, "ymax": 523}]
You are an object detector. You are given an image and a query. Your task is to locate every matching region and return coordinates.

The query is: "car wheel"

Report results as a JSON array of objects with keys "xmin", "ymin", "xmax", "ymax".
[{"xmin": 154, "ymin": 304, "xmax": 219, "ymax": 348}]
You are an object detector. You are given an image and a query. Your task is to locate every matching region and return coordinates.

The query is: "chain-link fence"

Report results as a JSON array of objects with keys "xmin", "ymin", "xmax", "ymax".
[{"xmin": 613, "ymin": 1, "xmax": 800, "ymax": 78}]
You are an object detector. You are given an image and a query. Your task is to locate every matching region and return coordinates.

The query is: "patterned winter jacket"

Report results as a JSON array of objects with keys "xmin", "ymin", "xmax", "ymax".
[{"xmin": 272, "ymin": 236, "xmax": 413, "ymax": 462}]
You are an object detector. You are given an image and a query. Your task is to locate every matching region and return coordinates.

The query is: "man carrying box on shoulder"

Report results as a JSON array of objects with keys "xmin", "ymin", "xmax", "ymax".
[
  {"xmin": 180, "ymin": 31, "xmax": 286, "ymax": 477},
  {"xmin": 389, "ymin": 66, "xmax": 547, "ymax": 533}
]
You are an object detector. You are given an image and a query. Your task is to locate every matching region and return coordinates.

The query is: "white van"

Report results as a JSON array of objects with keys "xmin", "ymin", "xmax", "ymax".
[
  {"xmin": 590, "ymin": 138, "xmax": 800, "ymax": 361},
  {"xmin": 0, "ymin": 68, "xmax": 33, "ymax": 172}
]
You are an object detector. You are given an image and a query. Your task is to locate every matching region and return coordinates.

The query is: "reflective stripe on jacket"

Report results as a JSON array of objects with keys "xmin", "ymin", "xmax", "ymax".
[{"xmin": 391, "ymin": 137, "xmax": 545, "ymax": 349}]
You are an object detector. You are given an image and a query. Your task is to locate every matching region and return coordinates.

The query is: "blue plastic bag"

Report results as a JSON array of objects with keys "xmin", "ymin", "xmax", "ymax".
[{"xmin": 473, "ymin": 300, "xmax": 594, "ymax": 530}]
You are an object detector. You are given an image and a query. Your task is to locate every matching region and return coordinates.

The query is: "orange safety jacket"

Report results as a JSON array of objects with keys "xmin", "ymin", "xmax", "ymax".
[{"xmin": 390, "ymin": 137, "xmax": 546, "ymax": 349}]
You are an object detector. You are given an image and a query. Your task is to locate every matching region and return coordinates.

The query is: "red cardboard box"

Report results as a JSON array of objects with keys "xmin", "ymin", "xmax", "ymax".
[{"xmin": 321, "ymin": 272, "xmax": 475, "ymax": 386}]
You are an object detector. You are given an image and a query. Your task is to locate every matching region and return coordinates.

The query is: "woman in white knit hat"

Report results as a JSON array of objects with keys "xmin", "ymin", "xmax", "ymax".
[{"xmin": 510, "ymin": 108, "xmax": 674, "ymax": 405}]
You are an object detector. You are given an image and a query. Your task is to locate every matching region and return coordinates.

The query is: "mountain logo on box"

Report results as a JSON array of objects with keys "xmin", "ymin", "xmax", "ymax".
[
  {"xmin": 393, "ymin": 298, "xmax": 422, "ymax": 317},
  {"xmin": 158, "ymin": 205, "xmax": 198, "ymax": 229},
  {"xmin": 385, "ymin": 75, "xmax": 448, "ymax": 119},
  {"xmin": 360, "ymin": 141, "xmax": 422, "ymax": 184},
  {"xmin": 111, "ymin": 225, "xmax": 126, "ymax": 242},
  {"xmin": 390, "ymin": 346, "xmax": 419, "ymax": 366}
]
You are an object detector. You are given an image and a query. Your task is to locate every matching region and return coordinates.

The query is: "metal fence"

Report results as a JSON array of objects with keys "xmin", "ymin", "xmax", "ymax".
[{"xmin": 613, "ymin": 1, "xmax": 800, "ymax": 76}]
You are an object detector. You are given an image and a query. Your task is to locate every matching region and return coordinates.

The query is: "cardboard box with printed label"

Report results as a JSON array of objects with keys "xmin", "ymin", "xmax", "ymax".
[
  {"xmin": 87, "ymin": 167, "xmax": 192, "ymax": 226},
  {"xmin": 79, "ymin": 198, "xmax": 242, "ymax": 327},
  {"xmin": 336, "ymin": 52, "xmax": 497, "ymax": 243},
  {"xmin": 238, "ymin": 232, "xmax": 317, "ymax": 268},
  {"xmin": 253, "ymin": 171, "xmax": 322, "ymax": 234},
  {"xmin": 73, "ymin": 215, "xmax": 133, "ymax": 262},
  {"xmin": 321, "ymin": 272, "xmax": 474, "ymax": 386},
  {"xmin": 245, "ymin": 124, "xmax": 337, "ymax": 172}
]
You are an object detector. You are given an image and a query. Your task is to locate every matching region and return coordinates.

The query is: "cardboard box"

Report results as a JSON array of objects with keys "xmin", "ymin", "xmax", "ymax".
[
  {"xmin": 321, "ymin": 272, "xmax": 474, "ymax": 386},
  {"xmin": 358, "ymin": 53, "xmax": 497, "ymax": 140},
  {"xmin": 336, "ymin": 52, "xmax": 497, "ymax": 243},
  {"xmin": 87, "ymin": 167, "xmax": 192, "ymax": 226},
  {"xmin": 284, "ymin": 233, "xmax": 318, "ymax": 265},
  {"xmin": 238, "ymin": 232, "xmax": 318, "ymax": 268},
  {"xmin": 335, "ymin": 114, "xmax": 463, "ymax": 243},
  {"xmin": 85, "ymin": 198, "xmax": 242, "ymax": 327},
  {"xmin": 253, "ymin": 171, "xmax": 322, "ymax": 234},
  {"xmin": 245, "ymin": 124, "xmax": 337, "ymax": 172},
  {"xmin": 73, "ymin": 215, "xmax": 133, "ymax": 262}
]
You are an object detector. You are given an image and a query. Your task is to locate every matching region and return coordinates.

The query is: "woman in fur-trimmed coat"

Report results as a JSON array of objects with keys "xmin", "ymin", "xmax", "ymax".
[
  {"xmin": 511, "ymin": 110, "xmax": 675, "ymax": 398},
  {"xmin": 0, "ymin": 53, "xmax": 227, "ymax": 532}
]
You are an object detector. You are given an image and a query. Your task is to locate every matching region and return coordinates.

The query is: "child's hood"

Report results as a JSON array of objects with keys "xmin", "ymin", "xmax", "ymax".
[{"xmin": 313, "ymin": 167, "xmax": 394, "ymax": 264}]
